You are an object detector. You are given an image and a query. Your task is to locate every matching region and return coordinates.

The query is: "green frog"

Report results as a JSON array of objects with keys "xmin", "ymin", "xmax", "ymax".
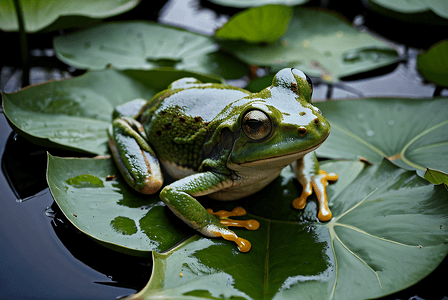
[{"xmin": 109, "ymin": 68, "xmax": 337, "ymax": 252}]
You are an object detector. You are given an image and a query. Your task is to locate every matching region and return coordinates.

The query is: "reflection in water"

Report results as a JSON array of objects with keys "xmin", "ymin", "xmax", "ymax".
[
  {"xmin": 1, "ymin": 133, "xmax": 48, "ymax": 200},
  {"xmin": 49, "ymin": 201, "xmax": 152, "ymax": 291}
]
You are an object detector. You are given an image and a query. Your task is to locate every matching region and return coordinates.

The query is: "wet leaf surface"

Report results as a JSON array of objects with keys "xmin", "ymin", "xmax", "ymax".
[
  {"xmin": 368, "ymin": 0, "xmax": 448, "ymax": 19},
  {"xmin": 220, "ymin": 7, "xmax": 400, "ymax": 82},
  {"xmin": 315, "ymin": 97, "xmax": 448, "ymax": 174},
  {"xmin": 214, "ymin": 5, "xmax": 292, "ymax": 43},
  {"xmin": 127, "ymin": 160, "xmax": 448, "ymax": 300},
  {"xmin": 53, "ymin": 21, "xmax": 248, "ymax": 77},
  {"xmin": 47, "ymin": 154, "xmax": 193, "ymax": 256}
]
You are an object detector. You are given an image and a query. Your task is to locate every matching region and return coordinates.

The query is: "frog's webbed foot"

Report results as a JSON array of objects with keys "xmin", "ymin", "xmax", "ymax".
[
  {"xmin": 207, "ymin": 207, "xmax": 259, "ymax": 230},
  {"xmin": 293, "ymin": 170, "xmax": 338, "ymax": 222},
  {"xmin": 206, "ymin": 207, "xmax": 260, "ymax": 252}
]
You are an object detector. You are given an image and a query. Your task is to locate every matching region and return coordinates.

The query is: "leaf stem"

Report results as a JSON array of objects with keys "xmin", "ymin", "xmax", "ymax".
[{"xmin": 12, "ymin": 0, "xmax": 29, "ymax": 87}]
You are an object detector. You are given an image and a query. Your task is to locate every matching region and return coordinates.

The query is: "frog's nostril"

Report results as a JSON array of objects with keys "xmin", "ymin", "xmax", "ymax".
[
  {"xmin": 314, "ymin": 118, "xmax": 319, "ymax": 125},
  {"xmin": 298, "ymin": 127, "xmax": 307, "ymax": 136}
]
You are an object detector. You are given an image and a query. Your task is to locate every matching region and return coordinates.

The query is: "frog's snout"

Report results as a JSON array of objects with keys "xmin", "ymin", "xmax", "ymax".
[{"xmin": 297, "ymin": 118, "xmax": 320, "ymax": 137}]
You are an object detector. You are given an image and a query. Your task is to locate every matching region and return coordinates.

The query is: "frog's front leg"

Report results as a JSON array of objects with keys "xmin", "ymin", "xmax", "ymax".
[
  {"xmin": 292, "ymin": 152, "xmax": 338, "ymax": 222},
  {"xmin": 109, "ymin": 117, "xmax": 163, "ymax": 194},
  {"xmin": 160, "ymin": 172, "xmax": 259, "ymax": 252}
]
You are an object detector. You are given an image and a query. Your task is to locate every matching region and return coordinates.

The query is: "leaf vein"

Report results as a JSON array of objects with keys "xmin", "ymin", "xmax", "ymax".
[
  {"xmin": 333, "ymin": 230, "xmax": 383, "ymax": 289},
  {"xmin": 263, "ymin": 219, "xmax": 271, "ymax": 298},
  {"xmin": 330, "ymin": 123, "xmax": 387, "ymax": 157},
  {"xmin": 334, "ymin": 223, "xmax": 419, "ymax": 247},
  {"xmin": 401, "ymin": 120, "xmax": 448, "ymax": 170}
]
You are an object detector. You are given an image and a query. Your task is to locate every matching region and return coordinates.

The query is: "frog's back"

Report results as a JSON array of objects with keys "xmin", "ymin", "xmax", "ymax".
[{"xmin": 139, "ymin": 80, "xmax": 249, "ymax": 175}]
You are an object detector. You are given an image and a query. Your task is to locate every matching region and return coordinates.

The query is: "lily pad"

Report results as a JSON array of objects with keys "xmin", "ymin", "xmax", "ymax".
[
  {"xmin": 315, "ymin": 97, "xmax": 448, "ymax": 174},
  {"xmin": 208, "ymin": 0, "xmax": 309, "ymax": 8},
  {"xmin": 221, "ymin": 7, "xmax": 399, "ymax": 82},
  {"xmin": 129, "ymin": 159, "xmax": 448, "ymax": 300},
  {"xmin": 0, "ymin": 0, "xmax": 139, "ymax": 32},
  {"xmin": 214, "ymin": 5, "xmax": 292, "ymax": 44},
  {"xmin": 53, "ymin": 21, "xmax": 247, "ymax": 78},
  {"xmin": 2, "ymin": 68, "xmax": 222, "ymax": 155},
  {"xmin": 47, "ymin": 154, "xmax": 194, "ymax": 256},
  {"xmin": 368, "ymin": 0, "xmax": 448, "ymax": 20},
  {"xmin": 417, "ymin": 39, "xmax": 448, "ymax": 87}
]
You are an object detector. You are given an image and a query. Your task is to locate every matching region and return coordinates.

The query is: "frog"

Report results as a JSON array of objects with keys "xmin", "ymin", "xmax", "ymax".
[{"xmin": 108, "ymin": 68, "xmax": 337, "ymax": 252}]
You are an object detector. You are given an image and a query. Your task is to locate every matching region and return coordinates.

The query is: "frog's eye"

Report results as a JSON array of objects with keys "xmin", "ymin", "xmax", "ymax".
[
  {"xmin": 242, "ymin": 110, "xmax": 272, "ymax": 140},
  {"xmin": 305, "ymin": 74, "xmax": 313, "ymax": 98},
  {"xmin": 291, "ymin": 68, "xmax": 313, "ymax": 98}
]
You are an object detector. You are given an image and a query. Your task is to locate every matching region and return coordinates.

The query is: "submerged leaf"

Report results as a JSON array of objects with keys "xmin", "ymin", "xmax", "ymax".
[
  {"xmin": 315, "ymin": 97, "xmax": 448, "ymax": 174},
  {"xmin": 222, "ymin": 7, "xmax": 399, "ymax": 82},
  {"xmin": 214, "ymin": 5, "xmax": 292, "ymax": 44}
]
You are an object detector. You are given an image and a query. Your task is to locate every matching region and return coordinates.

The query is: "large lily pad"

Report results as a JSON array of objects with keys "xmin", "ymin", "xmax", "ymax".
[
  {"xmin": 46, "ymin": 153, "xmax": 448, "ymax": 299},
  {"xmin": 417, "ymin": 39, "xmax": 448, "ymax": 87},
  {"xmin": 315, "ymin": 97, "xmax": 448, "ymax": 174},
  {"xmin": 214, "ymin": 5, "xmax": 292, "ymax": 44},
  {"xmin": 221, "ymin": 7, "xmax": 399, "ymax": 82},
  {"xmin": 0, "ymin": 0, "xmax": 139, "ymax": 32},
  {"xmin": 53, "ymin": 21, "xmax": 248, "ymax": 78},
  {"xmin": 124, "ymin": 159, "xmax": 448, "ymax": 300},
  {"xmin": 2, "ymin": 68, "xmax": 221, "ymax": 155}
]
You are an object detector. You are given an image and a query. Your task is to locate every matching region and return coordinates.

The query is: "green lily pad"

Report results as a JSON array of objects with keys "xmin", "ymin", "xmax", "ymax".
[
  {"xmin": 0, "ymin": 0, "xmax": 139, "ymax": 32},
  {"xmin": 46, "ymin": 154, "xmax": 193, "ymax": 256},
  {"xmin": 2, "ymin": 68, "xmax": 222, "ymax": 155},
  {"xmin": 417, "ymin": 39, "xmax": 448, "ymax": 87},
  {"xmin": 221, "ymin": 7, "xmax": 399, "ymax": 82},
  {"xmin": 208, "ymin": 0, "xmax": 309, "ymax": 8},
  {"xmin": 129, "ymin": 159, "xmax": 448, "ymax": 300},
  {"xmin": 53, "ymin": 21, "xmax": 247, "ymax": 78},
  {"xmin": 368, "ymin": 0, "xmax": 448, "ymax": 20},
  {"xmin": 315, "ymin": 97, "xmax": 448, "ymax": 174},
  {"xmin": 214, "ymin": 5, "xmax": 292, "ymax": 44}
]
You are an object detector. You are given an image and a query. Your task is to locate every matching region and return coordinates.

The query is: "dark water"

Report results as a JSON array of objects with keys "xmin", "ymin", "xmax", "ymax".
[{"xmin": 1, "ymin": 0, "xmax": 447, "ymax": 299}]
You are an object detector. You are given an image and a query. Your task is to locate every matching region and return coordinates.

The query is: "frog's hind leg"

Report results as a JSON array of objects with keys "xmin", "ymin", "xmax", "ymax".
[{"xmin": 160, "ymin": 172, "xmax": 259, "ymax": 252}]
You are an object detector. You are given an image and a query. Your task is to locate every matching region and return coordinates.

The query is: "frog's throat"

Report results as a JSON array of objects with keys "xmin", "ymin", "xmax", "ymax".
[{"xmin": 236, "ymin": 132, "xmax": 328, "ymax": 167}]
